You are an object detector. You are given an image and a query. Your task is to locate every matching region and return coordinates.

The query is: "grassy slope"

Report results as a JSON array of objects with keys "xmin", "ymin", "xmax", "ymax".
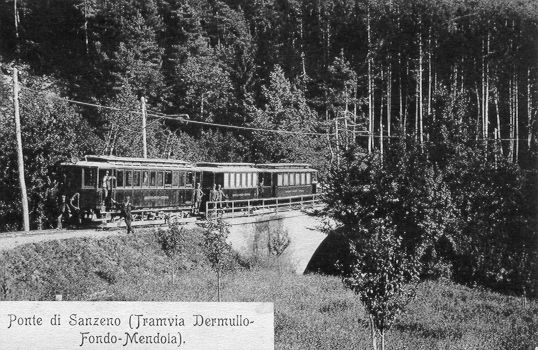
[{"xmin": 0, "ymin": 231, "xmax": 536, "ymax": 350}]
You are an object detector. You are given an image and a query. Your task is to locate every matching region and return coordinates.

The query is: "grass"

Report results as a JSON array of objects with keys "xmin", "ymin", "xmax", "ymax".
[{"xmin": 0, "ymin": 230, "xmax": 536, "ymax": 349}]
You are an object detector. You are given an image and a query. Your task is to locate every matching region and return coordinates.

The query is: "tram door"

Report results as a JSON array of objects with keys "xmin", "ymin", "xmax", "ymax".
[{"xmin": 98, "ymin": 168, "xmax": 117, "ymax": 209}]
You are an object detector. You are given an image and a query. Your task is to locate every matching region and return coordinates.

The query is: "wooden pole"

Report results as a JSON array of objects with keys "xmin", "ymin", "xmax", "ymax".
[
  {"xmin": 13, "ymin": 68, "xmax": 30, "ymax": 231},
  {"xmin": 141, "ymin": 96, "xmax": 147, "ymax": 158}
]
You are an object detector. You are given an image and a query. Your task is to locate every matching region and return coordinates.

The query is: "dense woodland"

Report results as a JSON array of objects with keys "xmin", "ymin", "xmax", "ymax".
[{"xmin": 0, "ymin": 0, "xmax": 537, "ymax": 296}]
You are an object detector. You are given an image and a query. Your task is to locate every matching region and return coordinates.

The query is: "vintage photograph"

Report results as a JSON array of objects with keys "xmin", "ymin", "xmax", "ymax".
[{"xmin": 0, "ymin": 0, "xmax": 537, "ymax": 349}]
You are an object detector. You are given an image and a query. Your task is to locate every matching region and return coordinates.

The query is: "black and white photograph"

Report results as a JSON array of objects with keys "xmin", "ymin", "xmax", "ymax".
[{"xmin": 0, "ymin": 0, "xmax": 537, "ymax": 349}]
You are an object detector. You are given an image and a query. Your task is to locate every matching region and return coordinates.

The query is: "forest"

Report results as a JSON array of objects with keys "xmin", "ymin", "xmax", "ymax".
[{"xmin": 0, "ymin": 0, "xmax": 537, "ymax": 297}]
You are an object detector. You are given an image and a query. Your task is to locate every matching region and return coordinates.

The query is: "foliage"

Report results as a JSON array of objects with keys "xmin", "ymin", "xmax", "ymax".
[
  {"xmin": 325, "ymin": 144, "xmax": 456, "ymax": 349},
  {"xmin": 2, "ymin": 235, "xmax": 537, "ymax": 349},
  {"xmin": 247, "ymin": 65, "xmax": 329, "ymax": 168},
  {"xmin": 341, "ymin": 220, "xmax": 421, "ymax": 348},
  {"xmin": 201, "ymin": 217, "xmax": 234, "ymax": 301},
  {"xmin": 0, "ymin": 67, "xmax": 99, "ymax": 230}
]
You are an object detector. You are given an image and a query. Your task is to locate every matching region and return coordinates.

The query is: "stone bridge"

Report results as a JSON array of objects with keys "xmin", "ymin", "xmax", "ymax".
[{"xmin": 224, "ymin": 211, "xmax": 329, "ymax": 274}]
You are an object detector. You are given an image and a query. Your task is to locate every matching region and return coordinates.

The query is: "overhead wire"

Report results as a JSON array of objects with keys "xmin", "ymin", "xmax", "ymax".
[
  {"xmin": 18, "ymin": 85, "xmax": 533, "ymax": 142},
  {"xmin": 19, "ymin": 86, "xmax": 335, "ymax": 137}
]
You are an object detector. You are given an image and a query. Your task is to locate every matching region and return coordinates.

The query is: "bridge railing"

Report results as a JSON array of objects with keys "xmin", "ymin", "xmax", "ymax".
[{"xmin": 204, "ymin": 193, "xmax": 323, "ymax": 219}]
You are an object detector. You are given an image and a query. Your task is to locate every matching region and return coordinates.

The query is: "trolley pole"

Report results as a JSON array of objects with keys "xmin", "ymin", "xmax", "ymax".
[
  {"xmin": 141, "ymin": 96, "xmax": 147, "ymax": 158},
  {"xmin": 13, "ymin": 68, "xmax": 30, "ymax": 231}
]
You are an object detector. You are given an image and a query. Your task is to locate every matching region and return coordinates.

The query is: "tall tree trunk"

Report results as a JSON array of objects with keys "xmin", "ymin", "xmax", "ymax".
[
  {"xmin": 399, "ymin": 51, "xmax": 403, "ymax": 134},
  {"xmin": 481, "ymin": 38, "xmax": 486, "ymax": 140},
  {"xmin": 485, "ymin": 28, "xmax": 490, "ymax": 144},
  {"xmin": 387, "ymin": 59, "xmax": 392, "ymax": 140},
  {"xmin": 476, "ymin": 86, "xmax": 481, "ymax": 141},
  {"xmin": 353, "ymin": 83, "xmax": 358, "ymax": 144},
  {"xmin": 83, "ymin": 0, "xmax": 89, "ymax": 55},
  {"xmin": 14, "ymin": 0, "xmax": 19, "ymax": 40},
  {"xmin": 415, "ymin": 85, "xmax": 418, "ymax": 141},
  {"xmin": 367, "ymin": 5, "xmax": 373, "ymax": 153},
  {"xmin": 494, "ymin": 87, "xmax": 503, "ymax": 156},
  {"xmin": 344, "ymin": 87, "xmax": 349, "ymax": 150},
  {"xmin": 514, "ymin": 72, "xmax": 519, "ymax": 163},
  {"xmin": 380, "ymin": 67, "xmax": 385, "ymax": 153},
  {"xmin": 404, "ymin": 62, "xmax": 409, "ymax": 136},
  {"xmin": 428, "ymin": 26, "xmax": 432, "ymax": 116},
  {"xmin": 299, "ymin": 15, "xmax": 306, "ymax": 80},
  {"xmin": 369, "ymin": 315, "xmax": 378, "ymax": 350},
  {"xmin": 509, "ymin": 76, "xmax": 513, "ymax": 160},
  {"xmin": 527, "ymin": 67, "xmax": 532, "ymax": 153},
  {"xmin": 380, "ymin": 329, "xmax": 385, "ymax": 350},
  {"xmin": 418, "ymin": 19, "xmax": 424, "ymax": 148}
]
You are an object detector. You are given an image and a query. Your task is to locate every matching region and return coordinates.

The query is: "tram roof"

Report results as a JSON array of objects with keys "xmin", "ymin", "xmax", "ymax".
[
  {"xmin": 195, "ymin": 165, "xmax": 260, "ymax": 173},
  {"xmin": 255, "ymin": 163, "xmax": 316, "ymax": 172},
  {"xmin": 61, "ymin": 155, "xmax": 193, "ymax": 169},
  {"xmin": 196, "ymin": 162, "xmax": 255, "ymax": 167}
]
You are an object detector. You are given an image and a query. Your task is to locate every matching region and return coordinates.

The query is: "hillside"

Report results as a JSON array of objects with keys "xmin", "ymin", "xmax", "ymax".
[{"xmin": 0, "ymin": 231, "xmax": 536, "ymax": 349}]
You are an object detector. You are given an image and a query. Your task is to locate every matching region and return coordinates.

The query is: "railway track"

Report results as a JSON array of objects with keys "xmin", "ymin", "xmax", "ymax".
[{"xmin": 0, "ymin": 195, "xmax": 324, "ymax": 245}]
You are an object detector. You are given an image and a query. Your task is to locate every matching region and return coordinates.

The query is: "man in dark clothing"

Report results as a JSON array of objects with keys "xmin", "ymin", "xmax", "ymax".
[
  {"xmin": 119, "ymin": 196, "xmax": 134, "ymax": 234},
  {"xmin": 56, "ymin": 195, "xmax": 71, "ymax": 229}
]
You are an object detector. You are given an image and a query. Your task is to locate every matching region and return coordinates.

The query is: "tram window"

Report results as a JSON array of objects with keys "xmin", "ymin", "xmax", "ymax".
[
  {"xmin": 295, "ymin": 173, "xmax": 300, "ymax": 185},
  {"xmin": 232, "ymin": 173, "xmax": 237, "ymax": 188},
  {"xmin": 165, "ymin": 171, "xmax": 172, "ymax": 187},
  {"xmin": 116, "ymin": 170, "xmax": 124, "ymax": 187},
  {"xmin": 150, "ymin": 171, "xmax": 156, "ymax": 186},
  {"xmin": 301, "ymin": 173, "xmax": 306, "ymax": 185},
  {"xmin": 239, "ymin": 173, "xmax": 246, "ymax": 188},
  {"xmin": 195, "ymin": 172, "xmax": 201, "ymax": 185},
  {"xmin": 277, "ymin": 174, "xmax": 283, "ymax": 186},
  {"xmin": 290, "ymin": 173, "xmax": 295, "ymax": 186},
  {"xmin": 142, "ymin": 171, "xmax": 149, "ymax": 186},
  {"xmin": 262, "ymin": 173, "xmax": 271, "ymax": 186},
  {"xmin": 172, "ymin": 171, "xmax": 179, "ymax": 187},
  {"xmin": 284, "ymin": 173, "xmax": 289, "ymax": 186},
  {"xmin": 306, "ymin": 173, "xmax": 311, "ymax": 184},
  {"xmin": 83, "ymin": 168, "xmax": 97, "ymax": 188},
  {"xmin": 253, "ymin": 173, "xmax": 258, "ymax": 186},
  {"xmin": 186, "ymin": 172, "xmax": 193, "ymax": 186},
  {"xmin": 216, "ymin": 173, "xmax": 224, "ymax": 186},
  {"xmin": 125, "ymin": 171, "xmax": 133, "ymax": 187},
  {"xmin": 178, "ymin": 172, "xmax": 185, "ymax": 187},
  {"xmin": 133, "ymin": 171, "xmax": 141, "ymax": 187},
  {"xmin": 224, "ymin": 173, "xmax": 229, "ymax": 188},
  {"xmin": 157, "ymin": 172, "xmax": 164, "ymax": 187}
]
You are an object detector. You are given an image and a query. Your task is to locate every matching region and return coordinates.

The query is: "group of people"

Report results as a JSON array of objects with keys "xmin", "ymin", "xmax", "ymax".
[{"xmin": 191, "ymin": 183, "xmax": 228, "ymax": 214}]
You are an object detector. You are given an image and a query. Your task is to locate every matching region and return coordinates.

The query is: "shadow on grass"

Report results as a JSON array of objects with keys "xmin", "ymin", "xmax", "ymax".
[{"xmin": 393, "ymin": 321, "xmax": 464, "ymax": 340}]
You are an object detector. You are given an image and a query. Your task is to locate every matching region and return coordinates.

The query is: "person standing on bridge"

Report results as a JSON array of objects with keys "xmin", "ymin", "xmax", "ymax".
[
  {"xmin": 192, "ymin": 183, "xmax": 203, "ymax": 214},
  {"xmin": 217, "ymin": 184, "xmax": 227, "ymax": 209},
  {"xmin": 209, "ymin": 184, "xmax": 219, "ymax": 210}
]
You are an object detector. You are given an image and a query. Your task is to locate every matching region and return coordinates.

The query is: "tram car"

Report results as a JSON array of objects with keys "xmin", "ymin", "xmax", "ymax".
[
  {"xmin": 58, "ymin": 155, "xmax": 200, "ymax": 222},
  {"xmin": 56, "ymin": 155, "xmax": 318, "ymax": 225},
  {"xmin": 255, "ymin": 163, "xmax": 318, "ymax": 197},
  {"xmin": 194, "ymin": 162, "xmax": 318, "ymax": 200}
]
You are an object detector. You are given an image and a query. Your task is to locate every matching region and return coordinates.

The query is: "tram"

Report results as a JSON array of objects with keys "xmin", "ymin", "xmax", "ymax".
[{"xmin": 57, "ymin": 155, "xmax": 318, "ymax": 224}]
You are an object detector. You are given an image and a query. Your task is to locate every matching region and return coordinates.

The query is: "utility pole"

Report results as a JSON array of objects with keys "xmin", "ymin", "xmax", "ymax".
[
  {"xmin": 13, "ymin": 68, "xmax": 29, "ymax": 231},
  {"xmin": 141, "ymin": 96, "xmax": 147, "ymax": 158}
]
